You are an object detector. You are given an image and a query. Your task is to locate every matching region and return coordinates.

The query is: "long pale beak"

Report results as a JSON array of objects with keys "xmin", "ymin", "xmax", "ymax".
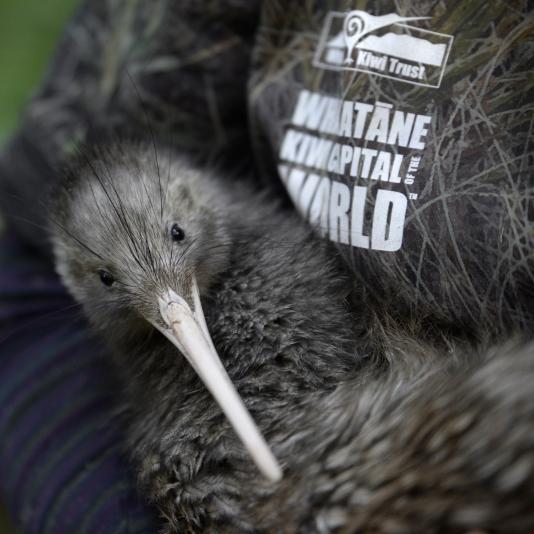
[{"xmin": 151, "ymin": 279, "xmax": 282, "ymax": 482}]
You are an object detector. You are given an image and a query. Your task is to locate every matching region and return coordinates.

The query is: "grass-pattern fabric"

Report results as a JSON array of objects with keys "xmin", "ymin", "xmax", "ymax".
[{"xmin": 250, "ymin": 0, "xmax": 533, "ymax": 336}]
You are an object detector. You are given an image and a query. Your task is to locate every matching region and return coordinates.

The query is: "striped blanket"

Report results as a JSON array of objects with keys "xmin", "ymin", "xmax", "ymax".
[{"xmin": 0, "ymin": 228, "xmax": 160, "ymax": 533}]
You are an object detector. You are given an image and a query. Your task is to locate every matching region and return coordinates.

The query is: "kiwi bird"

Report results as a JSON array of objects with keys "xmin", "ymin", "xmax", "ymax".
[
  {"xmin": 342, "ymin": 11, "xmax": 429, "ymax": 64},
  {"xmin": 49, "ymin": 142, "xmax": 534, "ymax": 533}
]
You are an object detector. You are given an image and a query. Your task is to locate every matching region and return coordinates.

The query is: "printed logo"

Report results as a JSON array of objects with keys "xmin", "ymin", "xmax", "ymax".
[{"xmin": 314, "ymin": 10, "xmax": 453, "ymax": 88}]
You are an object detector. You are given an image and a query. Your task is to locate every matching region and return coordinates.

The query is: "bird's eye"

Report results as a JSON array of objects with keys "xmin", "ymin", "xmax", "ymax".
[
  {"xmin": 170, "ymin": 224, "xmax": 185, "ymax": 242},
  {"xmin": 98, "ymin": 269, "xmax": 115, "ymax": 287}
]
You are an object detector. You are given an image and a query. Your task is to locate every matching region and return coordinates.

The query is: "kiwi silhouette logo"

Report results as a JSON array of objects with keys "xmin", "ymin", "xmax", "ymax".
[{"xmin": 314, "ymin": 10, "xmax": 454, "ymax": 88}]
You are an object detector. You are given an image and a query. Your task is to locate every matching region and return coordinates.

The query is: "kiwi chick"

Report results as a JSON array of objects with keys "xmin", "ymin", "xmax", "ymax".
[
  {"xmin": 49, "ymin": 141, "xmax": 360, "ymax": 531},
  {"xmin": 50, "ymin": 141, "xmax": 534, "ymax": 533}
]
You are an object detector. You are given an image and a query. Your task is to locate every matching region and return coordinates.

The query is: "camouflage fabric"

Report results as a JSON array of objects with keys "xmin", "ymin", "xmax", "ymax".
[{"xmin": 250, "ymin": 0, "xmax": 534, "ymax": 336}]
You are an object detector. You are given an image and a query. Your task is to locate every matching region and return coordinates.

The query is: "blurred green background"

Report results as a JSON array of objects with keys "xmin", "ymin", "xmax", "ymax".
[
  {"xmin": 0, "ymin": 0, "xmax": 77, "ymax": 145},
  {"xmin": 0, "ymin": 1, "xmax": 77, "ymax": 531}
]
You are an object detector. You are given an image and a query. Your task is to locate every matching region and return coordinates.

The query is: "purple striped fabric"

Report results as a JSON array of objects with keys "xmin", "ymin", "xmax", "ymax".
[{"xmin": 0, "ymin": 228, "xmax": 161, "ymax": 533}]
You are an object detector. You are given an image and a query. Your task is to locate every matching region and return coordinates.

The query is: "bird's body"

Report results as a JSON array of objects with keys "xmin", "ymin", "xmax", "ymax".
[
  {"xmin": 50, "ymin": 141, "xmax": 534, "ymax": 533},
  {"xmin": 50, "ymin": 141, "xmax": 362, "ymax": 529}
]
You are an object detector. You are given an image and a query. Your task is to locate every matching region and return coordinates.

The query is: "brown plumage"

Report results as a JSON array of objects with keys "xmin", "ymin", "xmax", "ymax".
[{"xmin": 49, "ymin": 141, "xmax": 534, "ymax": 533}]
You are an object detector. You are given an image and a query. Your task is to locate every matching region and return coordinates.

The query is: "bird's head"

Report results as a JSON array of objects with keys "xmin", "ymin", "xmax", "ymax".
[
  {"xmin": 50, "ymin": 143, "xmax": 232, "ymax": 336},
  {"xmin": 49, "ymin": 142, "xmax": 281, "ymax": 481}
]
